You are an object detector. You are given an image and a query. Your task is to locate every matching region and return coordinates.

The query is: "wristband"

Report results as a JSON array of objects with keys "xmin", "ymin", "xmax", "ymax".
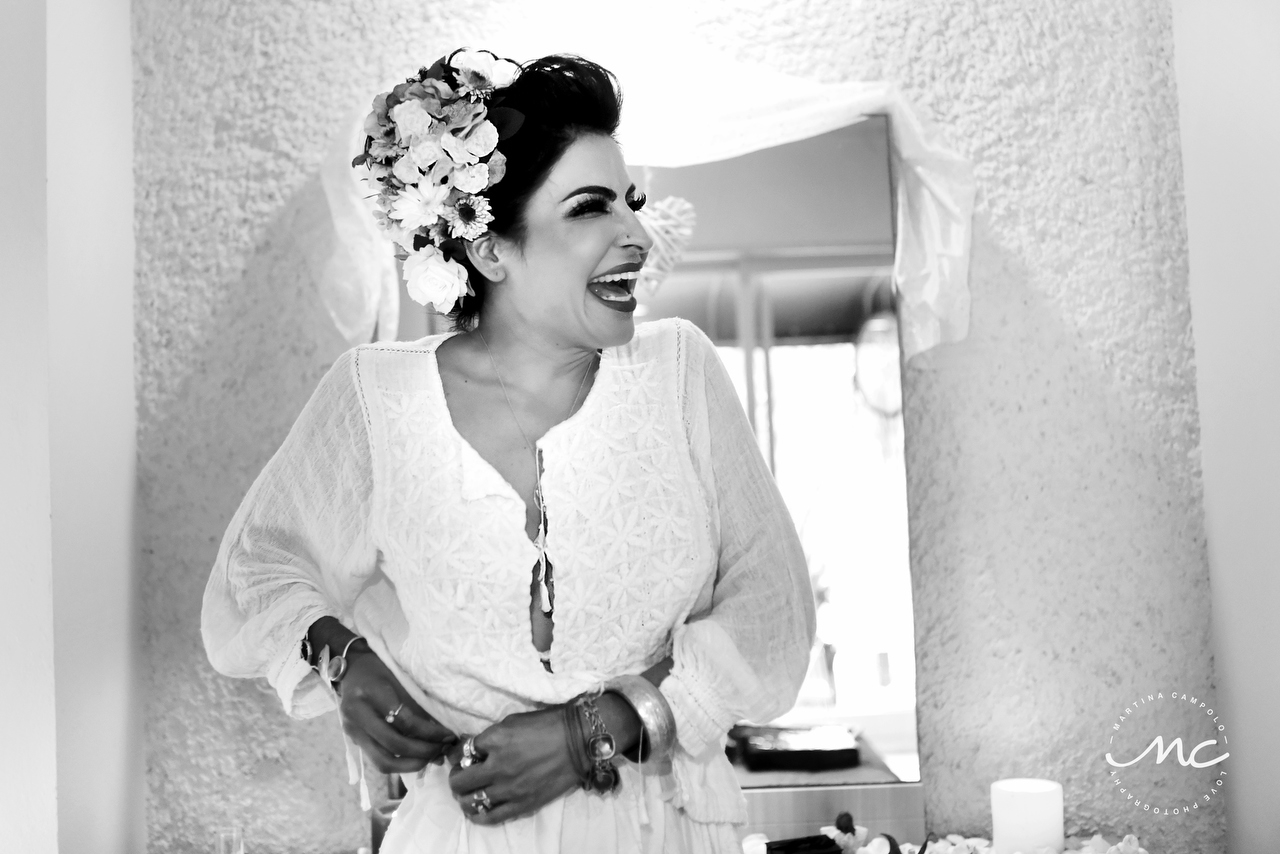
[{"xmin": 562, "ymin": 702, "xmax": 592, "ymax": 784}]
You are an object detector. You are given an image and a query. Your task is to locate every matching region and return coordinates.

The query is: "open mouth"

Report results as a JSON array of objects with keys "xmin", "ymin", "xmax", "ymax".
[{"xmin": 586, "ymin": 269, "xmax": 639, "ymax": 308}]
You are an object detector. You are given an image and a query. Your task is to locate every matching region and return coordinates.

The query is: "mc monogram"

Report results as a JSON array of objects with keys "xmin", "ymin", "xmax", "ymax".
[{"xmin": 1105, "ymin": 736, "xmax": 1229, "ymax": 769}]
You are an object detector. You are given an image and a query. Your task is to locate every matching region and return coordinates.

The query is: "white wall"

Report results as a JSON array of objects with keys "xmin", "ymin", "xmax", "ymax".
[
  {"xmin": 0, "ymin": 2, "xmax": 59, "ymax": 851},
  {"xmin": 1, "ymin": 0, "xmax": 141, "ymax": 852},
  {"xmin": 128, "ymin": 2, "xmax": 1225, "ymax": 852},
  {"xmin": 1171, "ymin": 1, "xmax": 1280, "ymax": 850}
]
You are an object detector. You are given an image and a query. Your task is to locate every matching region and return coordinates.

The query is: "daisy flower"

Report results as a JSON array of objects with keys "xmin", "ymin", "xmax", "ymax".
[
  {"xmin": 444, "ymin": 194, "xmax": 494, "ymax": 241},
  {"xmin": 389, "ymin": 182, "xmax": 448, "ymax": 230}
]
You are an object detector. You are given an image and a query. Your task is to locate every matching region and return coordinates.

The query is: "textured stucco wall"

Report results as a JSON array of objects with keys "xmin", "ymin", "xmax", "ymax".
[
  {"xmin": 133, "ymin": 3, "xmax": 514, "ymax": 850},
  {"xmin": 135, "ymin": 1, "xmax": 1221, "ymax": 853}
]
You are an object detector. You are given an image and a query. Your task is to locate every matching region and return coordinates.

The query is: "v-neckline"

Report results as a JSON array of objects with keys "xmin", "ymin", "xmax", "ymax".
[{"xmin": 426, "ymin": 332, "xmax": 611, "ymax": 517}]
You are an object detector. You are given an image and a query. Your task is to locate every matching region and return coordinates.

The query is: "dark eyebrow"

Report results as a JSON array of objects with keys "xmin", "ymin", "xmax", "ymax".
[{"xmin": 560, "ymin": 184, "xmax": 638, "ymax": 203}]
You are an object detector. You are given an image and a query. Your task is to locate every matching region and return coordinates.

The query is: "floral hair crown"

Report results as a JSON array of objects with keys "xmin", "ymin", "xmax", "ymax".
[{"xmin": 353, "ymin": 48, "xmax": 525, "ymax": 313}]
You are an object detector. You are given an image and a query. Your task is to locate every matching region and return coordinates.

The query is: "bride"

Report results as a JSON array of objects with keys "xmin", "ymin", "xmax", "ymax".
[{"xmin": 202, "ymin": 49, "xmax": 815, "ymax": 853}]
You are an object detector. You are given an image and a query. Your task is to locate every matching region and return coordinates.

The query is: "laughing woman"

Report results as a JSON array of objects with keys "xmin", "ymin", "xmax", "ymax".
[{"xmin": 202, "ymin": 51, "xmax": 815, "ymax": 853}]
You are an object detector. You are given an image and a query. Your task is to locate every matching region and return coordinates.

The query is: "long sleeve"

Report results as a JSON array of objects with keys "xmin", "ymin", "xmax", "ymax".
[
  {"xmin": 661, "ymin": 319, "xmax": 818, "ymax": 759},
  {"xmin": 201, "ymin": 348, "xmax": 379, "ymax": 719}
]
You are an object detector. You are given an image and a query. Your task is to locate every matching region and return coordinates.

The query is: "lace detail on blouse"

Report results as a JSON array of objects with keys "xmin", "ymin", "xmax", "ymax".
[
  {"xmin": 203, "ymin": 317, "xmax": 816, "ymax": 833},
  {"xmin": 356, "ymin": 322, "xmax": 717, "ymax": 735}
]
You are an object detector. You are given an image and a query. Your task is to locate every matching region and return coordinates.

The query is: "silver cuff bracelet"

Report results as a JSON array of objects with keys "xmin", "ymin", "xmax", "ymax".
[{"xmin": 604, "ymin": 674, "xmax": 676, "ymax": 764}]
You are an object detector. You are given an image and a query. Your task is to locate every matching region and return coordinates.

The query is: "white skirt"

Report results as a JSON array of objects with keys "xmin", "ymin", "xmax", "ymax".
[{"xmin": 379, "ymin": 761, "xmax": 743, "ymax": 854}]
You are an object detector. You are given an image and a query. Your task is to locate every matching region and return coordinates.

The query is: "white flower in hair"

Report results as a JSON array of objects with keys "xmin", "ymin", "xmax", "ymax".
[
  {"xmin": 439, "ymin": 98, "xmax": 487, "ymax": 134},
  {"xmin": 440, "ymin": 132, "xmax": 478, "ymax": 166},
  {"xmin": 452, "ymin": 162, "xmax": 489, "ymax": 193},
  {"xmin": 423, "ymin": 158, "xmax": 456, "ymax": 192},
  {"xmin": 464, "ymin": 120, "xmax": 499, "ymax": 158},
  {"xmin": 409, "ymin": 136, "xmax": 445, "ymax": 170},
  {"xmin": 389, "ymin": 99, "xmax": 434, "ymax": 141},
  {"xmin": 354, "ymin": 49, "xmax": 522, "ymax": 308},
  {"xmin": 444, "ymin": 195, "xmax": 494, "ymax": 241},
  {"xmin": 372, "ymin": 209, "xmax": 416, "ymax": 253},
  {"xmin": 369, "ymin": 136, "xmax": 399, "ymax": 160},
  {"xmin": 403, "ymin": 245, "xmax": 473, "ymax": 312},
  {"xmin": 392, "ymin": 155, "xmax": 422, "ymax": 185},
  {"xmin": 452, "ymin": 49, "xmax": 521, "ymax": 98},
  {"xmin": 389, "ymin": 182, "xmax": 449, "ymax": 230},
  {"xmin": 485, "ymin": 150, "xmax": 507, "ymax": 187}
]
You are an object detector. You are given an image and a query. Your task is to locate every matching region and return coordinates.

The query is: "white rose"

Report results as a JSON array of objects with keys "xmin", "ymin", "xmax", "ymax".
[{"xmin": 403, "ymin": 247, "xmax": 472, "ymax": 312}]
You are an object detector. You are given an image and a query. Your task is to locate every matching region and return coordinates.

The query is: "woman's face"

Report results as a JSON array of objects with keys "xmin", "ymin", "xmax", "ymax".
[{"xmin": 488, "ymin": 132, "xmax": 654, "ymax": 351}]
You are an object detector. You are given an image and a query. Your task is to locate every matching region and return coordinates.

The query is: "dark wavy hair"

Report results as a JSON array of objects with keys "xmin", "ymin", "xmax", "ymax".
[{"xmin": 438, "ymin": 54, "xmax": 623, "ymax": 331}]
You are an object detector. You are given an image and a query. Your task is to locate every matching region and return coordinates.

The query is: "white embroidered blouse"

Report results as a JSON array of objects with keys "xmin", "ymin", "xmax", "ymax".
[{"xmin": 202, "ymin": 317, "xmax": 816, "ymax": 852}]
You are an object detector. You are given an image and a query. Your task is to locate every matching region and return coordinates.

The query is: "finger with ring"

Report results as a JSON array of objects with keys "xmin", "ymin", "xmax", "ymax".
[
  {"xmin": 471, "ymin": 789, "xmax": 492, "ymax": 813},
  {"xmin": 460, "ymin": 735, "xmax": 483, "ymax": 768},
  {"xmin": 385, "ymin": 703, "xmax": 404, "ymax": 725}
]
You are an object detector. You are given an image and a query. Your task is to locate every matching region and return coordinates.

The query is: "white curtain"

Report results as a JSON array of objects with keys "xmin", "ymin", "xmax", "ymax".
[{"xmin": 314, "ymin": 19, "xmax": 974, "ymax": 362}]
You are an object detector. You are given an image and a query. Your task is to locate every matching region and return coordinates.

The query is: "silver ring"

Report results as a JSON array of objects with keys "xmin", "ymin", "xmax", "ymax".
[
  {"xmin": 461, "ymin": 735, "xmax": 478, "ymax": 768},
  {"xmin": 384, "ymin": 703, "xmax": 404, "ymax": 724},
  {"xmin": 472, "ymin": 789, "xmax": 491, "ymax": 813}
]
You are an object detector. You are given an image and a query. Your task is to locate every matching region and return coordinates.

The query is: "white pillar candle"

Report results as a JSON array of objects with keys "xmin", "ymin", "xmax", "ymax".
[{"xmin": 990, "ymin": 778, "xmax": 1064, "ymax": 854}]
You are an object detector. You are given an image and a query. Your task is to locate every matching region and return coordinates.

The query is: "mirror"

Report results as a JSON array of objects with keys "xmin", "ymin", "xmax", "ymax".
[{"xmin": 624, "ymin": 116, "xmax": 919, "ymax": 793}]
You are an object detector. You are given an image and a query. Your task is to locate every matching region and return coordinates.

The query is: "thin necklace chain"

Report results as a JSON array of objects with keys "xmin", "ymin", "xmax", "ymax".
[
  {"xmin": 477, "ymin": 329, "xmax": 596, "ymax": 617},
  {"xmin": 477, "ymin": 330, "xmax": 595, "ymax": 455}
]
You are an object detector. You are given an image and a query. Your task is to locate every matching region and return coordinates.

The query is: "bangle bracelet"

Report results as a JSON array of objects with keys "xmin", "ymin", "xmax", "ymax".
[
  {"xmin": 341, "ymin": 635, "xmax": 365, "ymax": 659},
  {"xmin": 604, "ymin": 674, "xmax": 677, "ymax": 765},
  {"xmin": 325, "ymin": 635, "xmax": 367, "ymax": 687}
]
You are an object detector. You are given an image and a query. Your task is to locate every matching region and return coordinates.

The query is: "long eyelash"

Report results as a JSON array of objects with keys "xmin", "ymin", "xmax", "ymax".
[
  {"xmin": 568, "ymin": 192, "xmax": 647, "ymax": 217},
  {"xmin": 569, "ymin": 196, "xmax": 610, "ymax": 217}
]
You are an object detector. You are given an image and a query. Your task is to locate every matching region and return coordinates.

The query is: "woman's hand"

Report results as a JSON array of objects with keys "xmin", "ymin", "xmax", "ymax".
[
  {"xmin": 337, "ymin": 648, "xmax": 458, "ymax": 774},
  {"xmin": 446, "ymin": 706, "xmax": 583, "ymax": 825}
]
